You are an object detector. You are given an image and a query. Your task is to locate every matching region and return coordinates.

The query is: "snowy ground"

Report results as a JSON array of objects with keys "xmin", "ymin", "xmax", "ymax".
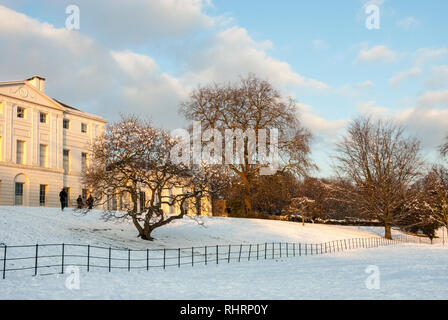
[
  {"xmin": 0, "ymin": 206, "xmax": 446, "ymax": 300},
  {"xmin": 0, "ymin": 206, "xmax": 396, "ymax": 249},
  {"xmin": 1, "ymin": 244, "xmax": 447, "ymax": 300}
]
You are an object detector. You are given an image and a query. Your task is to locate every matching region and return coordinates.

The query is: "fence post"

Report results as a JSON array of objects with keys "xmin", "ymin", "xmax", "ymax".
[
  {"xmin": 2, "ymin": 245, "xmax": 6, "ymax": 279},
  {"xmin": 147, "ymin": 249, "xmax": 149, "ymax": 271},
  {"xmin": 205, "ymin": 246, "xmax": 208, "ymax": 265},
  {"xmin": 265, "ymin": 243, "xmax": 267, "ymax": 260},
  {"xmin": 192, "ymin": 247, "xmax": 195, "ymax": 266},
  {"xmin": 128, "ymin": 249, "xmax": 131, "ymax": 272},
  {"xmin": 279, "ymin": 243, "xmax": 282, "ymax": 258},
  {"xmin": 87, "ymin": 245, "xmax": 90, "ymax": 272},
  {"xmin": 248, "ymin": 244, "xmax": 252, "ymax": 261},
  {"xmin": 228, "ymin": 245, "xmax": 231, "ymax": 263},
  {"xmin": 272, "ymin": 242, "xmax": 274, "ymax": 259},
  {"xmin": 299, "ymin": 243, "xmax": 302, "ymax": 256},
  {"xmin": 216, "ymin": 245, "xmax": 219, "ymax": 265},
  {"xmin": 257, "ymin": 244, "xmax": 259, "ymax": 260},
  {"xmin": 61, "ymin": 243, "xmax": 65, "ymax": 274},
  {"xmin": 178, "ymin": 248, "xmax": 181, "ymax": 268},
  {"xmin": 163, "ymin": 248, "xmax": 166, "ymax": 270},
  {"xmin": 293, "ymin": 243, "xmax": 296, "ymax": 257},
  {"xmin": 108, "ymin": 247, "xmax": 111, "ymax": 272},
  {"xmin": 34, "ymin": 244, "xmax": 39, "ymax": 276},
  {"xmin": 238, "ymin": 244, "xmax": 242, "ymax": 262}
]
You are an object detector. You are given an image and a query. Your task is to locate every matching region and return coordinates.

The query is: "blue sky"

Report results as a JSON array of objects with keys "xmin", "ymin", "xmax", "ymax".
[{"xmin": 0, "ymin": 0, "xmax": 447, "ymax": 176}]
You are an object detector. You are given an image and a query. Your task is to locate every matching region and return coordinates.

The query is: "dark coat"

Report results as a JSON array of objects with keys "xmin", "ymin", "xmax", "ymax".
[{"xmin": 59, "ymin": 190, "xmax": 67, "ymax": 201}]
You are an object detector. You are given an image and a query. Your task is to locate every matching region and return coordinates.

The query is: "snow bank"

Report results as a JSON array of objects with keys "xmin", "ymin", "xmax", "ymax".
[{"xmin": 0, "ymin": 206, "xmax": 389, "ymax": 249}]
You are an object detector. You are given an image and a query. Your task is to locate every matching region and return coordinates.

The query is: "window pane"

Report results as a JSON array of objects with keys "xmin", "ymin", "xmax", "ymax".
[
  {"xmin": 15, "ymin": 183, "xmax": 24, "ymax": 205},
  {"xmin": 16, "ymin": 141, "xmax": 24, "ymax": 164},
  {"xmin": 40, "ymin": 144, "xmax": 47, "ymax": 167},
  {"xmin": 17, "ymin": 107, "xmax": 25, "ymax": 118},
  {"xmin": 63, "ymin": 119, "xmax": 70, "ymax": 129},
  {"xmin": 40, "ymin": 185, "xmax": 47, "ymax": 206},
  {"xmin": 63, "ymin": 149, "xmax": 70, "ymax": 171},
  {"xmin": 81, "ymin": 153, "xmax": 87, "ymax": 171}
]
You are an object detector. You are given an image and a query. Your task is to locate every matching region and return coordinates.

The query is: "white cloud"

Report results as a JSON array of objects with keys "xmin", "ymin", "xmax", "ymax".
[
  {"xmin": 414, "ymin": 48, "xmax": 448, "ymax": 66},
  {"xmin": 355, "ymin": 45, "xmax": 399, "ymax": 64},
  {"xmin": 297, "ymin": 103, "xmax": 347, "ymax": 141},
  {"xmin": 356, "ymin": 80, "xmax": 375, "ymax": 89},
  {"xmin": 416, "ymin": 90, "xmax": 448, "ymax": 108},
  {"xmin": 0, "ymin": 4, "xmax": 332, "ymax": 130},
  {"xmin": 388, "ymin": 67, "xmax": 422, "ymax": 87},
  {"xmin": 183, "ymin": 27, "xmax": 330, "ymax": 91},
  {"xmin": 425, "ymin": 65, "xmax": 448, "ymax": 89},
  {"xmin": 394, "ymin": 107, "xmax": 448, "ymax": 154},
  {"xmin": 357, "ymin": 101, "xmax": 389, "ymax": 116},
  {"xmin": 112, "ymin": 51, "xmax": 159, "ymax": 79},
  {"xmin": 336, "ymin": 80, "xmax": 375, "ymax": 97},
  {"xmin": 396, "ymin": 17, "xmax": 419, "ymax": 30}
]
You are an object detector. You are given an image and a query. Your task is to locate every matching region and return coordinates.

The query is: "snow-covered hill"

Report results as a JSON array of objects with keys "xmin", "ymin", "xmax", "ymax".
[
  {"xmin": 0, "ymin": 206, "xmax": 390, "ymax": 249},
  {"xmin": 1, "ymin": 206, "xmax": 447, "ymax": 300}
]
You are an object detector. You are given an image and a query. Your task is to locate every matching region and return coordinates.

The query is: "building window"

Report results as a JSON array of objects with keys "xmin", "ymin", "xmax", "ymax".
[
  {"xmin": 81, "ymin": 152, "xmax": 88, "ymax": 171},
  {"xmin": 39, "ymin": 144, "xmax": 48, "ymax": 167},
  {"xmin": 17, "ymin": 107, "xmax": 25, "ymax": 119},
  {"xmin": 39, "ymin": 185, "xmax": 47, "ymax": 206},
  {"xmin": 63, "ymin": 149, "xmax": 70, "ymax": 171},
  {"xmin": 64, "ymin": 187, "xmax": 71, "ymax": 206},
  {"xmin": 63, "ymin": 119, "xmax": 70, "ymax": 129},
  {"xmin": 81, "ymin": 123, "xmax": 88, "ymax": 133},
  {"xmin": 15, "ymin": 182, "xmax": 24, "ymax": 206},
  {"xmin": 39, "ymin": 112, "xmax": 48, "ymax": 123},
  {"xmin": 16, "ymin": 140, "xmax": 25, "ymax": 164}
]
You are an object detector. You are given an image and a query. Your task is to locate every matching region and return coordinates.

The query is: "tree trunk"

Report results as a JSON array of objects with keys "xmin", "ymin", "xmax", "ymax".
[
  {"xmin": 243, "ymin": 192, "xmax": 253, "ymax": 217},
  {"xmin": 141, "ymin": 228, "xmax": 155, "ymax": 241},
  {"xmin": 384, "ymin": 206, "xmax": 393, "ymax": 240},
  {"xmin": 384, "ymin": 222, "xmax": 392, "ymax": 240}
]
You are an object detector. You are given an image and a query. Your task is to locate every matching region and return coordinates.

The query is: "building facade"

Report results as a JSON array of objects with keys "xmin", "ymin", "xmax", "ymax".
[{"xmin": 0, "ymin": 76, "xmax": 106, "ymax": 207}]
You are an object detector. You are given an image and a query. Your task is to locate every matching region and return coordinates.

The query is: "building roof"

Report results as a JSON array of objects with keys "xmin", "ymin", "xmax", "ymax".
[
  {"xmin": 0, "ymin": 76, "xmax": 107, "ymax": 123},
  {"xmin": 53, "ymin": 99, "xmax": 81, "ymax": 112}
]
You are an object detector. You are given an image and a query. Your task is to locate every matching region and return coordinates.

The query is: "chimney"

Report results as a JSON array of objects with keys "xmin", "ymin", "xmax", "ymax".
[{"xmin": 26, "ymin": 76, "xmax": 46, "ymax": 93}]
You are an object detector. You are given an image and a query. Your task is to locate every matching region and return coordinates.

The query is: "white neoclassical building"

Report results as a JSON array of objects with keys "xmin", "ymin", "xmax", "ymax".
[{"xmin": 0, "ymin": 76, "xmax": 106, "ymax": 207}]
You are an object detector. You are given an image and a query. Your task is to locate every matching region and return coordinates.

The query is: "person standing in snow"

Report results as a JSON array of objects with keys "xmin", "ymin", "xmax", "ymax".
[
  {"xmin": 59, "ymin": 188, "xmax": 68, "ymax": 211},
  {"xmin": 76, "ymin": 195, "xmax": 83, "ymax": 209},
  {"xmin": 86, "ymin": 195, "xmax": 94, "ymax": 210}
]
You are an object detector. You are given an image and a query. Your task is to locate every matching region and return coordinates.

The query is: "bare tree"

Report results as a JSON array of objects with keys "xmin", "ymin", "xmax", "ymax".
[
  {"xmin": 334, "ymin": 116, "xmax": 424, "ymax": 239},
  {"xmin": 441, "ymin": 135, "xmax": 448, "ymax": 159},
  {"xmin": 84, "ymin": 116, "xmax": 211, "ymax": 241},
  {"xmin": 287, "ymin": 196, "xmax": 315, "ymax": 226},
  {"xmin": 180, "ymin": 74, "xmax": 315, "ymax": 216}
]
